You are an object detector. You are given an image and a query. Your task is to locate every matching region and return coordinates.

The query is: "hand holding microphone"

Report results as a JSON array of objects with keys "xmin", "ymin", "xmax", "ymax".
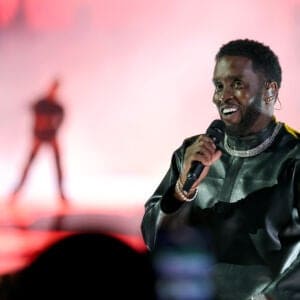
[{"xmin": 181, "ymin": 120, "xmax": 225, "ymax": 194}]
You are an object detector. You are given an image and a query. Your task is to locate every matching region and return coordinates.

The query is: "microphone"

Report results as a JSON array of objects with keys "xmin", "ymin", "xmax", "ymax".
[{"xmin": 182, "ymin": 119, "xmax": 225, "ymax": 193}]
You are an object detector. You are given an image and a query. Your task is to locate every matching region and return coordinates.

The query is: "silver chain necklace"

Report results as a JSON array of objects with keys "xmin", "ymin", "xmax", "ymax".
[{"xmin": 224, "ymin": 122, "xmax": 282, "ymax": 157}]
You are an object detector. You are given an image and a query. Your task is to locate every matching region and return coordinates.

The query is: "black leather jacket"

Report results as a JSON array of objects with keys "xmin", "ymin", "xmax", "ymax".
[{"xmin": 141, "ymin": 120, "xmax": 300, "ymax": 300}]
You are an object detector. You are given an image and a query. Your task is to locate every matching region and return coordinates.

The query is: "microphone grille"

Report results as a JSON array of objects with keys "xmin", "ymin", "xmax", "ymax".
[{"xmin": 206, "ymin": 119, "xmax": 225, "ymax": 144}]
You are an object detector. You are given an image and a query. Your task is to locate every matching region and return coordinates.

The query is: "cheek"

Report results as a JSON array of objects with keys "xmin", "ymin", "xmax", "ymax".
[
  {"xmin": 235, "ymin": 90, "xmax": 252, "ymax": 104},
  {"xmin": 212, "ymin": 93, "xmax": 220, "ymax": 105}
]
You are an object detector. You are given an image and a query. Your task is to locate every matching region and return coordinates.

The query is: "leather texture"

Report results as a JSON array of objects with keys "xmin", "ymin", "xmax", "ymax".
[{"xmin": 141, "ymin": 121, "xmax": 300, "ymax": 300}]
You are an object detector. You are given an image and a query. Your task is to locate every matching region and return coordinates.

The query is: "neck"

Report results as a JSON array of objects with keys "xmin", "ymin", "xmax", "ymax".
[{"xmin": 224, "ymin": 119, "xmax": 281, "ymax": 157}]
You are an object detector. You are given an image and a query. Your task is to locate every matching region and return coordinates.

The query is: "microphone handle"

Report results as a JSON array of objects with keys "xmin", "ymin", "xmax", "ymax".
[
  {"xmin": 182, "ymin": 161, "xmax": 204, "ymax": 193},
  {"xmin": 181, "ymin": 119, "xmax": 225, "ymax": 194}
]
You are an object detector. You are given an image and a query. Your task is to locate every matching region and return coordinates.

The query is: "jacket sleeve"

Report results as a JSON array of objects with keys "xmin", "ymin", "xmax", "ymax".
[
  {"xmin": 141, "ymin": 137, "xmax": 198, "ymax": 251},
  {"xmin": 263, "ymin": 159, "xmax": 300, "ymax": 300},
  {"xmin": 140, "ymin": 149, "xmax": 180, "ymax": 250}
]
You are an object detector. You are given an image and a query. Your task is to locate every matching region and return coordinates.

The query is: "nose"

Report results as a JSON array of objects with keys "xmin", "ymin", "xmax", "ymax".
[{"xmin": 215, "ymin": 88, "xmax": 233, "ymax": 105}]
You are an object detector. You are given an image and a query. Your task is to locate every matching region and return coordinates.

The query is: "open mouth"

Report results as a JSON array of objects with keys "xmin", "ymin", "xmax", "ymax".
[{"xmin": 220, "ymin": 105, "xmax": 238, "ymax": 117}]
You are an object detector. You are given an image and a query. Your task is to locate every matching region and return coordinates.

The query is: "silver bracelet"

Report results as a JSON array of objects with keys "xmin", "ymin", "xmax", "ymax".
[{"xmin": 175, "ymin": 179, "xmax": 198, "ymax": 202}]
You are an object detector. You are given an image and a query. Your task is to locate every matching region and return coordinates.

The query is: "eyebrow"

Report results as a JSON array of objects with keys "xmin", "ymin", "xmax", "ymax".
[{"xmin": 213, "ymin": 76, "xmax": 244, "ymax": 83}]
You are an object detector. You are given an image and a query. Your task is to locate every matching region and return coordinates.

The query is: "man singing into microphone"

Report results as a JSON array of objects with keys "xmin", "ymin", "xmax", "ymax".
[{"xmin": 141, "ymin": 39, "xmax": 300, "ymax": 299}]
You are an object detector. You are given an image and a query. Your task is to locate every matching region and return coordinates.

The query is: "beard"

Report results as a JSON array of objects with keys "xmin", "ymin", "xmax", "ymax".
[{"xmin": 225, "ymin": 93, "xmax": 263, "ymax": 136}]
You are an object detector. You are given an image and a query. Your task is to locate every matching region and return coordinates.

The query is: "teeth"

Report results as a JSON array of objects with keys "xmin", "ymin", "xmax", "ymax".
[{"xmin": 222, "ymin": 107, "xmax": 237, "ymax": 115}]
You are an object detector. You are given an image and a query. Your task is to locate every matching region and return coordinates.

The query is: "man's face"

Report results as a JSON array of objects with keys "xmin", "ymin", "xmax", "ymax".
[{"xmin": 212, "ymin": 55, "xmax": 268, "ymax": 136}]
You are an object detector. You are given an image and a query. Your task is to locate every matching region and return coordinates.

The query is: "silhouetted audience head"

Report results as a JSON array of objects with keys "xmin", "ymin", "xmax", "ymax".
[{"xmin": 8, "ymin": 232, "xmax": 156, "ymax": 299}]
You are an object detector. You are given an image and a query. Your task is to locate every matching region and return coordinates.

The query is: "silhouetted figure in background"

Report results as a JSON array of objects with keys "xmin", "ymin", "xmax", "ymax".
[
  {"xmin": 5, "ymin": 232, "xmax": 156, "ymax": 299},
  {"xmin": 10, "ymin": 79, "xmax": 67, "ymax": 205}
]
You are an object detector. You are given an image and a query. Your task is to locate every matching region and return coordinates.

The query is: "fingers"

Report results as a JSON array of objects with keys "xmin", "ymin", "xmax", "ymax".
[
  {"xmin": 186, "ymin": 135, "xmax": 218, "ymax": 166},
  {"xmin": 180, "ymin": 135, "xmax": 222, "ymax": 190}
]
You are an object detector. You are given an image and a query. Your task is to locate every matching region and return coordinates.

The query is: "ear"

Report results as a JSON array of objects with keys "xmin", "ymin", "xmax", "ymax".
[
  {"xmin": 264, "ymin": 81, "xmax": 278, "ymax": 103},
  {"xmin": 267, "ymin": 88, "xmax": 274, "ymax": 97}
]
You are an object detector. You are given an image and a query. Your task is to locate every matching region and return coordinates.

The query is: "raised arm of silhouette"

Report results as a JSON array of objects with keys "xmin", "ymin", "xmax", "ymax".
[{"xmin": 10, "ymin": 78, "xmax": 68, "ymax": 206}]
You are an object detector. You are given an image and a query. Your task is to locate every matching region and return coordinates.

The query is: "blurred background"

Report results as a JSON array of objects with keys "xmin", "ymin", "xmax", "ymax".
[
  {"xmin": 0, "ymin": 0, "xmax": 300, "ymax": 275},
  {"xmin": 1, "ymin": 0, "xmax": 300, "ymax": 208}
]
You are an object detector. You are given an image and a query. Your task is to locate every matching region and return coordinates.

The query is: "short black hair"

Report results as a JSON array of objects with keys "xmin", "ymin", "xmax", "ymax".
[{"xmin": 215, "ymin": 39, "xmax": 282, "ymax": 88}]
